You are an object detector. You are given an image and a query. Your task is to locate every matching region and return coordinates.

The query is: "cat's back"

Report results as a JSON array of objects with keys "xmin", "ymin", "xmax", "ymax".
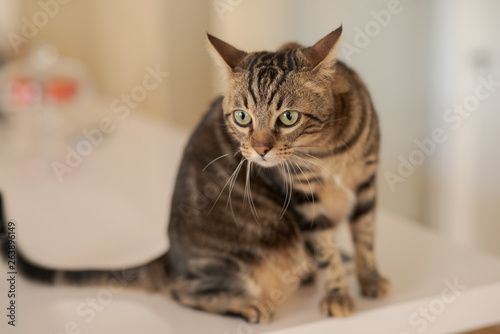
[{"xmin": 169, "ymin": 95, "xmax": 227, "ymax": 206}]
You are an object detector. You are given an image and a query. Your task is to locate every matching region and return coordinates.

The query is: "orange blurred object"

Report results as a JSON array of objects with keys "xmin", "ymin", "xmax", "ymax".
[{"xmin": 46, "ymin": 77, "xmax": 78, "ymax": 102}]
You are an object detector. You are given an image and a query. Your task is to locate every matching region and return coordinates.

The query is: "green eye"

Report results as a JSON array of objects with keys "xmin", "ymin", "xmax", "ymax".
[
  {"xmin": 233, "ymin": 110, "xmax": 252, "ymax": 126},
  {"xmin": 279, "ymin": 110, "xmax": 300, "ymax": 126}
]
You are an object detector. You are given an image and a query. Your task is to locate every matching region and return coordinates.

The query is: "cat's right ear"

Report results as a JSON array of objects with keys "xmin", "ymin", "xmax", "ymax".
[
  {"xmin": 206, "ymin": 33, "xmax": 247, "ymax": 75},
  {"xmin": 302, "ymin": 25, "xmax": 343, "ymax": 73}
]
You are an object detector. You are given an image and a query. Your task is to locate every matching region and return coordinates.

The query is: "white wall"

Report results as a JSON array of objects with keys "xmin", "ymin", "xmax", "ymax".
[
  {"xmin": 165, "ymin": 0, "xmax": 216, "ymax": 127},
  {"xmin": 426, "ymin": 0, "xmax": 500, "ymax": 255}
]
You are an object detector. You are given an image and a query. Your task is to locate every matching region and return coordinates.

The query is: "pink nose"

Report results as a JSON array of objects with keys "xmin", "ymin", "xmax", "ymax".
[{"xmin": 253, "ymin": 144, "xmax": 272, "ymax": 157}]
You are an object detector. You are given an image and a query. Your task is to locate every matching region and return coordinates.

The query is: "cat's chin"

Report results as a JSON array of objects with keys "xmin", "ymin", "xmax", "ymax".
[{"xmin": 252, "ymin": 158, "xmax": 281, "ymax": 168}]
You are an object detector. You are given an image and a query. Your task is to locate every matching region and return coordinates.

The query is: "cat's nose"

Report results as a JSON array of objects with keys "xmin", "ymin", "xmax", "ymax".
[{"xmin": 253, "ymin": 144, "xmax": 273, "ymax": 157}]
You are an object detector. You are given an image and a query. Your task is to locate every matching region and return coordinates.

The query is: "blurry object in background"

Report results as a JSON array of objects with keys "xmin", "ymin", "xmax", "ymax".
[
  {"xmin": 0, "ymin": 43, "xmax": 95, "ymax": 113},
  {"xmin": 8, "ymin": 75, "xmax": 78, "ymax": 107},
  {"xmin": 46, "ymin": 76, "xmax": 78, "ymax": 102},
  {"xmin": 0, "ymin": 43, "xmax": 102, "ymax": 193},
  {"xmin": 8, "ymin": 76, "xmax": 43, "ymax": 107}
]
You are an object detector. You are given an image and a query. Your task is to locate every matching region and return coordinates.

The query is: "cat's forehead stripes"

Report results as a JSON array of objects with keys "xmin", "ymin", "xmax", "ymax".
[{"xmin": 237, "ymin": 49, "xmax": 300, "ymax": 108}]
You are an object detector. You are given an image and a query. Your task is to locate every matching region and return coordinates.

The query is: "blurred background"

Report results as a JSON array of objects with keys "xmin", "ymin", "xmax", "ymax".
[{"xmin": 0, "ymin": 0, "xmax": 499, "ymax": 258}]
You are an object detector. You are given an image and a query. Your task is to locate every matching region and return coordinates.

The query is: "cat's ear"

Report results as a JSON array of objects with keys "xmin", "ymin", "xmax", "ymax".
[
  {"xmin": 302, "ymin": 25, "xmax": 343, "ymax": 72},
  {"xmin": 206, "ymin": 33, "xmax": 247, "ymax": 74}
]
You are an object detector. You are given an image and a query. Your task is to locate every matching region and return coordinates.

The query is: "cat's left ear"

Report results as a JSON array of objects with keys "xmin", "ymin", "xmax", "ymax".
[
  {"xmin": 206, "ymin": 33, "xmax": 247, "ymax": 75},
  {"xmin": 302, "ymin": 25, "xmax": 343, "ymax": 72}
]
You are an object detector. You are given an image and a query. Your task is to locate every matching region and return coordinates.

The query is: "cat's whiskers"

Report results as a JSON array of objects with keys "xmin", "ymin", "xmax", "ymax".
[
  {"xmin": 298, "ymin": 155, "xmax": 333, "ymax": 181},
  {"xmin": 244, "ymin": 160, "xmax": 260, "ymax": 223},
  {"xmin": 301, "ymin": 151, "xmax": 329, "ymax": 164},
  {"xmin": 290, "ymin": 159, "xmax": 315, "ymax": 221},
  {"xmin": 291, "ymin": 146, "xmax": 333, "ymax": 157},
  {"xmin": 209, "ymin": 158, "xmax": 245, "ymax": 223},
  {"xmin": 292, "ymin": 153, "xmax": 337, "ymax": 190},
  {"xmin": 278, "ymin": 162, "xmax": 286, "ymax": 217},
  {"xmin": 291, "ymin": 155, "xmax": 324, "ymax": 184},
  {"xmin": 300, "ymin": 152, "xmax": 340, "ymax": 189},
  {"xmin": 286, "ymin": 161, "xmax": 294, "ymax": 214},
  {"xmin": 226, "ymin": 158, "xmax": 246, "ymax": 225},
  {"xmin": 278, "ymin": 162, "xmax": 288, "ymax": 217},
  {"xmin": 203, "ymin": 153, "xmax": 229, "ymax": 172},
  {"xmin": 279, "ymin": 160, "xmax": 294, "ymax": 219}
]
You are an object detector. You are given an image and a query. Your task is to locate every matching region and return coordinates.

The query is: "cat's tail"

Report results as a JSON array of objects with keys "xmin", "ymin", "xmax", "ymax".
[{"xmin": 0, "ymin": 191, "xmax": 169, "ymax": 291}]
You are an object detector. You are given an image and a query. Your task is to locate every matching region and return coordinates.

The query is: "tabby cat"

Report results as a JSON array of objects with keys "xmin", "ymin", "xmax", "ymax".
[{"xmin": 2, "ymin": 26, "xmax": 391, "ymax": 323}]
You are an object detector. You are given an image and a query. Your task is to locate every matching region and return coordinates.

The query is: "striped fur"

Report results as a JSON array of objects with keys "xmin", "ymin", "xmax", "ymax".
[{"xmin": 1, "ymin": 26, "xmax": 390, "ymax": 323}]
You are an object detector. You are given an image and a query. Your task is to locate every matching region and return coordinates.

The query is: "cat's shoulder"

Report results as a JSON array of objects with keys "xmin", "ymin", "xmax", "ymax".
[{"xmin": 334, "ymin": 60, "xmax": 369, "ymax": 93}]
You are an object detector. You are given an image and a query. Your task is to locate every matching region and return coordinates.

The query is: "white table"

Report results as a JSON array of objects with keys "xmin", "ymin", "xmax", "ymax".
[{"xmin": 1, "ymin": 105, "xmax": 500, "ymax": 334}]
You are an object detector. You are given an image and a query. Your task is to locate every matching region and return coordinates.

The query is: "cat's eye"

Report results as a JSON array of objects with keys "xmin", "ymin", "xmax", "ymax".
[
  {"xmin": 233, "ymin": 110, "xmax": 252, "ymax": 127},
  {"xmin": 279, "ymin": 110, "xmax": 300, "ymax": 127}
]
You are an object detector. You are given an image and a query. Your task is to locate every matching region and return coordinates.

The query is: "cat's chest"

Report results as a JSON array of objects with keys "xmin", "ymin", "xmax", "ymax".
[
  {"xmin": 293, "ymin": 174, "xmax": 356, "ymax": 222},
  {"xmin": 288, "ymin": 158, "xmax": 358, "ymax": 223},
  {"xmin": 290, "ymin": 156, "xmax": 355, "ymax": 193}
]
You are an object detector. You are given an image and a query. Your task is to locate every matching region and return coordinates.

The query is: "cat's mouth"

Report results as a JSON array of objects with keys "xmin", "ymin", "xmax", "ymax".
[
  {"xmin": 243, "ymin": 150, "xmax": 283, "ymax": 168},
  {"xmin": 254, "ymin": 157, "xmax": 281, "ymax": 168}
]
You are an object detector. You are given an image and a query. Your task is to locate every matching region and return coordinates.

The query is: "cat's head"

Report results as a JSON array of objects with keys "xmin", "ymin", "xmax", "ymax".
[{"xmin": 207, "ymin": 26, "xmax": 342, "ymax": 168}]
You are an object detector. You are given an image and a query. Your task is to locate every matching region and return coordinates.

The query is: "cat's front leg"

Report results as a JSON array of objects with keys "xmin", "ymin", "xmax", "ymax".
[
  {"xmin": 303, "ymin": 229, "xmax": 354, "ymax": 317},
  {"xmin": 349, "ymin": 179, "xmax": 392, "ymax": 298},
  {"xmin": 295, "ymin": 182, "xmax": 356, "ymax": 317}
]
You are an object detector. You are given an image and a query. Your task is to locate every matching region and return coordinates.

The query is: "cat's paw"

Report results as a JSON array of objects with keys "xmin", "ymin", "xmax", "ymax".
[
  {"xmin": 359, "ymin": 275, "xmax": 392, "ymax": 298},
  {"xmin": 320, "ymin": 290, "xmax": 355, "ymax": 317},
  {"xmin": 231, "ymin": 302, "xmax": 274, "ymax": 324}
]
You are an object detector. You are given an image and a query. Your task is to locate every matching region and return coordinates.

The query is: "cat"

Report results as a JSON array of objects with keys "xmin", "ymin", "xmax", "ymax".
[{"xmin": 1, "ymin": 25, "xmax": 391, "ymax": 323}]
